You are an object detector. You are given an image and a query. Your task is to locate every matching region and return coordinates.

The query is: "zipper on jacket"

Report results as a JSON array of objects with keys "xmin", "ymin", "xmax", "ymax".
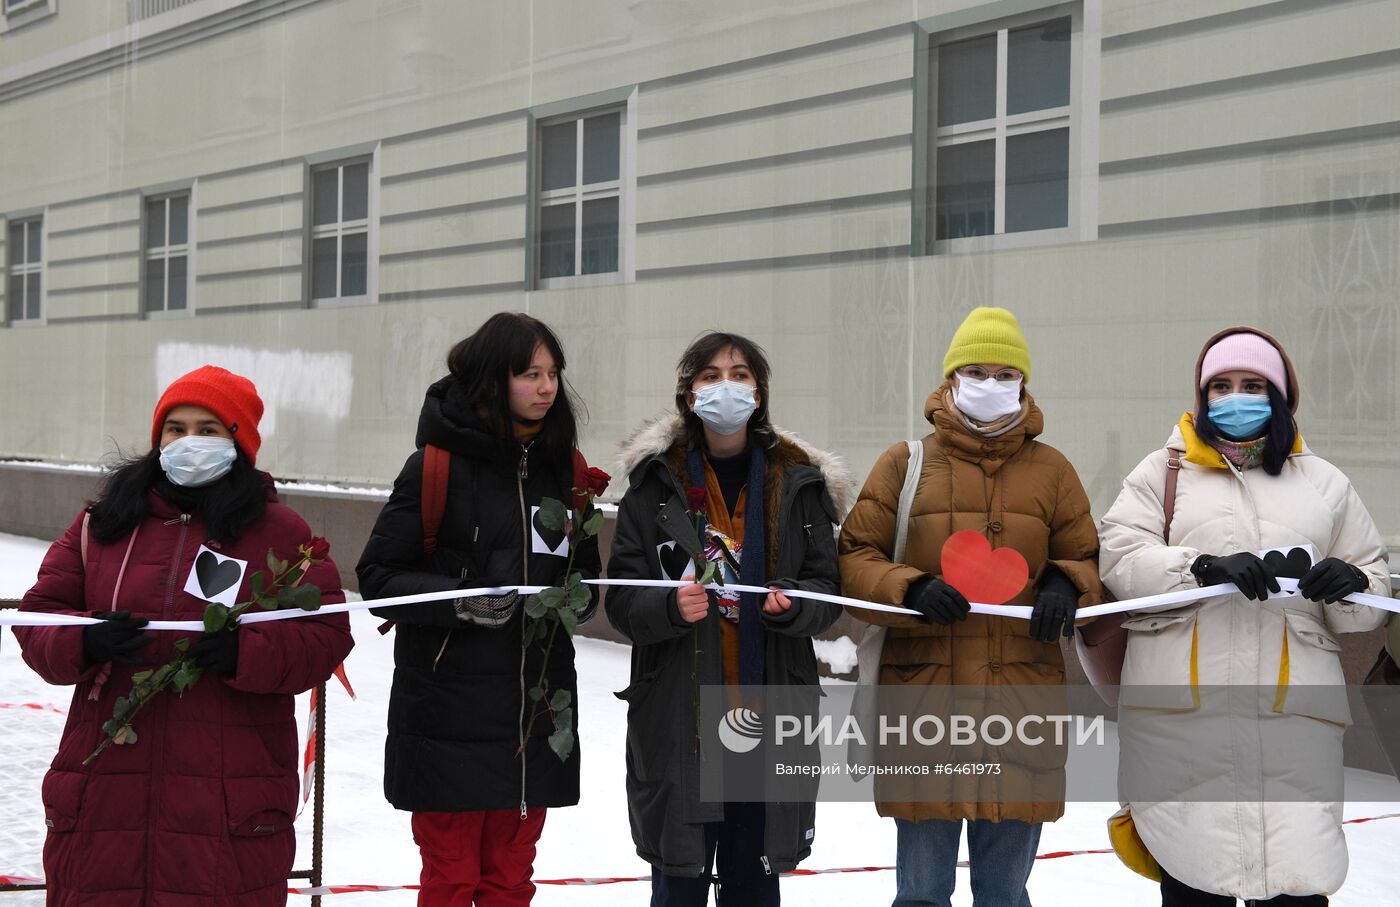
[
  {"xmin": 146, "ymin": 512, "xmax": 190, "ymax": 903},
  {"xmin": 517, "ymin": 441, "xmax": 532, "ymax": 818},
  {"xmin": 761, "ymin": 856, "xmax": 772, "ymax": 876}
]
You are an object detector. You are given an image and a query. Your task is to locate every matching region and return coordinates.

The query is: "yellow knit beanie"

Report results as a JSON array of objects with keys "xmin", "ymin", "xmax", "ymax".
[{"xmin": 942, "ymin": 307, "xmax": 1032, "ymax": 382}]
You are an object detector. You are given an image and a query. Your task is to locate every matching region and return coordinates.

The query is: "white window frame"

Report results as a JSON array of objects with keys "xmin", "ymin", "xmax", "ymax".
[
  {"xmin": 0, "ymin": 0, "xmax": 56, "ymax": 33},
  {"xmin": 5, "ymin": 214, "xmax": 45, "ymax": 327},
  {"xmin": 920, "ymin": 1, "xmax": 1099, "ymax": 255},
  {"xmin": 308, "ymin": 149, "xmax": 378, "ymax": 308},
  {"xmin": 142, "ymin": 187, "xmax": 196, "ymax": 319},
  {"xmin": 530, "ymin": 88, "xmax": 637, "ymax": 291}
]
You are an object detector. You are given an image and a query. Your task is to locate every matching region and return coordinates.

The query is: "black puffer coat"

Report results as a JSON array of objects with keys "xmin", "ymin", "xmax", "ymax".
[
  {"xmin": 357, "ymin": 375, "xmax": 600, "ymax": 814},
  {"xmin": 605, "ymin": 414, "xmax": 856, "ymax": 877}
]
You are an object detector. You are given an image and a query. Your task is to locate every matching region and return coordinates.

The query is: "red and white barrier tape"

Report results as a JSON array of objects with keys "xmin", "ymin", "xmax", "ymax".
[
  {"xmin": 7, "ymin": 816, "xmax": 1396, "ymax": 894},
  {"xmin": 0, "ymin": 702, "xmax": 65, "ymax": 716}
]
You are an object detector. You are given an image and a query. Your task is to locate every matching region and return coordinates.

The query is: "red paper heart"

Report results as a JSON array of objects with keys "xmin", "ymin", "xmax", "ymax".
[{"xmin": 940, "ymin": 530, "xmax": 1030, "ymax": 606}]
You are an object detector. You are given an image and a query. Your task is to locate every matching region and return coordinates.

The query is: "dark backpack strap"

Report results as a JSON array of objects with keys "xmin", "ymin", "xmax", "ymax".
[
  {"xmin": 1164, "ymin": 448, "xmax": 1183, "ymax": 545},
  {"xmin": 421, "ymin": 444, "xmax": 451, "ymax": 557}
]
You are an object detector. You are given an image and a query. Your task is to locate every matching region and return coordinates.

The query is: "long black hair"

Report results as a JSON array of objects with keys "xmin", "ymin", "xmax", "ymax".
[
  {"xmin": 87, "ymin": 448, "xmax": 269, "ymax": 545},
  {"xmin": 673, "ymin": 331, "xmax": 779, "ymax": 452},
  {"xmin": 445, "ymin": 312, "xmax": 580, "ymax": 466},
  {"xmin": 1195, "ymin": 381, "xmax": 1295, "ymax": 476}
]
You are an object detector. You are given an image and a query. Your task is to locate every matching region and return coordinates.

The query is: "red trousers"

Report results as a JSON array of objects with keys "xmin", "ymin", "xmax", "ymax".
[{"xmin": 411, "ymin": 809, "xmax": 548, "ymax": 907}]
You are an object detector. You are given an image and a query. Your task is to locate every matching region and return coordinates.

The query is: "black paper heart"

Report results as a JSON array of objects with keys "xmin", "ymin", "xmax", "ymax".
[
  {"xmin": 1263, "ymin": 547, "xmax": 1313, "ymax": 580},
  {"xmin": 657, "ymin": 541, "xmax": 693, "ymax": 582},
  {"xmin": 195, "ymin": 550, "xmax": 241, "ymax": 599},
  {"xmin": 532, "ymin": 508, "xmax": 567, "ymax": 554}
]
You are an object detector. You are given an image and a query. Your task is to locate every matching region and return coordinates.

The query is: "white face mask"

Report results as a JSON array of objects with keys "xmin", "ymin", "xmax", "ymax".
[
  {"xmin": 951, "ymin": 376, "xmax": 1023, "ymax": 423},
  {"xmin": 159, "ymin": 436, "xmax": 237, "ymax": 487},
  {"xmin": 691, "ymin": 380, "xmax": 757, "ymax": 436}
]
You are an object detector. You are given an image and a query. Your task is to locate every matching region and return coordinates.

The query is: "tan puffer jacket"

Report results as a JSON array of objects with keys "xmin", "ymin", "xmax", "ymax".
[{"xmin": 839, "ymin": 384, "xmax": 1102, "ymax": 823}]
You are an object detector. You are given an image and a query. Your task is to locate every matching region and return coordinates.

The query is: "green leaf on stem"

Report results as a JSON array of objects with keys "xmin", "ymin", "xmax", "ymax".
[
  {"xmin": 102, "ymin": 718, "xmax": 123, "ymax": 736},
  {"xmin": 536, "ymin": 498, "xmax": 568, "ymax": 532},
  {"xmin": 550, "ymin": 690, "xmax": 571, "ymax": 712},
  {"xmin": 267, "ymin": 552, "xmax": 288, "ymax": 576},
  {"xmin": 203, "ymin": 605, "xmax": 228, "ymax": 634},
  {"xmin": 548, "ymin": 725, "xmax": 574, "ymax": 762},
  {"xmin": 528, "ymin": 686, "xmax": 545, "ymax": 702},
  {"xmin": 293, "ymin": 585, "xmax": 322, "ymax": 611},
  {"xmin": 524, "ymin": 594, "xmax": 549, "ymax": 620},
  {"xmin": 173, "ymin": 638, "xmax": 190, "ymax": 653},
  {"xmin": 566, "ymin": 581, "xmax": 590, "ymax": 609},
  {"xmin": 255, "ymin": 592, "xmax": 279, "ymax": 611},
  {"xmin": 699, "ymin": 561, "xmax": 719, "ymax": 586},
  {"xmin": 536, "ymin": 587, "xmax": 567, "ymax": 611},
  {"xmin": 249, "ymin": 571, "xmax": 265, "ymax": 597},
  {"xmin": 521, "ymin": 618, "xmax": 544, "ymax": 646},
  {"xmin": 582, "ymin": 511, "xmax": 605, "ymax": 538},
  {"xmin": 283, "ymin": 566, "xmax": 305, "ymax": 588},
  {"xmin": 131, "ymin": 670, "xmax": 153, "ymax": 685},
  {"xmin": 558, "ymin": 607, "xmax": 578, "ymax": 637}
]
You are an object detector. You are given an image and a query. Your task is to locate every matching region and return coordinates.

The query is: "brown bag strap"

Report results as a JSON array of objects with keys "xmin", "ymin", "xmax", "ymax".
[
  {"xmin": 421, "ymin": 444, "xmax": 451, "ymax": 557},
  {"xmin": 1164, "ymin": 448, "xmax": 1183, "ymax": 545}
]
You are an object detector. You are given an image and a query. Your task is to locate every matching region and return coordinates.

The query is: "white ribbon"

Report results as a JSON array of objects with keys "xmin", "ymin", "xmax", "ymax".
[{"xmin": 3, "ymin": 576, "xmax": 1396, "ymax": 631}]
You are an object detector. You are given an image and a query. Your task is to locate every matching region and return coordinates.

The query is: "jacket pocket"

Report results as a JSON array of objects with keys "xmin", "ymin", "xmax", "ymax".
[
  {"xmin": 1119, "ymin": 608, "xmax": 1200, "ymax": 712},
  {"xmin": 41, "ymin": 770, "xmax": 88, "ymax": 833},
  {"xmin": 617, "ymin": 667, "xmax": 670, "ymax": 783},
  {"xmin": 1274, "ymin": 609, "xmax": 1351, "ymax": 726},
  {"xmin": 224, "ymin": 777, "xmax": 295, "ymax": 837},
  {"xmin": 880, "ymin": 632, "xmax": 950, "ymax": 685}
]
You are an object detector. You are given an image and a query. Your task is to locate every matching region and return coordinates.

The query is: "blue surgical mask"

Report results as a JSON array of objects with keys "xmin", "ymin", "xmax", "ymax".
[
  {"xmin": 159, "ymin": 436, "xmax": 237, "ymax": 487},
  {"xmin": 692, "ymin": 380, "xmax": 757, "ymax": 436},
  {"xmin": 1207, "ymin": 393, "xmax": 1272, "ymax": 441}
]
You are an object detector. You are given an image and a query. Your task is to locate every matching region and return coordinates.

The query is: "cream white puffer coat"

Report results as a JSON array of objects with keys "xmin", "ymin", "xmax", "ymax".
[{"xmin": 1098, "ymin": 415, "xmax": 1389, "ymax": 900}]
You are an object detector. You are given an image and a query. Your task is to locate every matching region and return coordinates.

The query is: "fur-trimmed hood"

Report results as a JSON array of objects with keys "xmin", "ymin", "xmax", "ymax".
[{"xmin": 616, "ymin": 412, "xmax": 858, "ymax": 518}]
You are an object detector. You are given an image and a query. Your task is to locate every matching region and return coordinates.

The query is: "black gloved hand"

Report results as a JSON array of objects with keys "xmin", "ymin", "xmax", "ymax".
[
  {"xmin": 1030, "ymin": 567, "xmax": 1079, "ymax": 642},
  {"xmin": 1192, "ymin": 552, "xmax": 1280, "ymax": 601},
  {"xmin": 1297, "ymin": 557, "xmax": 1368, "ymax": 604},
  {"xmin": 903, "ymin": 577, "xmax": 971, "ymax": 626},
  {"xmin": 189, "ymin": 629, "xmax": 239, "ymax": 676},
  {"xmin": 82, "ymin": 610, "xmax": 153, "ymax": 666}
]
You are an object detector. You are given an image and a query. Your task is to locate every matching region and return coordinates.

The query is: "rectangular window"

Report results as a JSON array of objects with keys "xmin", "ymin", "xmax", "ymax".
[
  {"xmin": 532, "ymin": 98, "xmax": 635, "ymax": 289},
  {"xmin": 920, "ymin": 3, "xmax": 1096, "ymax": 253},
  {"xmin": 0, "ymin": 0, "xmax": 56, "ymax": 32},
  {"xmin": 310, "ymin": 158, "xmax": 372, "ymax": 303},
  {"xmin": 6, "ymin": 216, "xmax": 43, "ymax": 325},
  {"xmin": 143, "ymin": 193, "xmax": 191, "ymax": 315}
]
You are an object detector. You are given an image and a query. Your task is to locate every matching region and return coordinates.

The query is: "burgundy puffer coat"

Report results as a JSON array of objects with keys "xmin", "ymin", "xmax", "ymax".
[{"xmin": 15, "ymin": 480, "xmax": 353, "ymax": 907}]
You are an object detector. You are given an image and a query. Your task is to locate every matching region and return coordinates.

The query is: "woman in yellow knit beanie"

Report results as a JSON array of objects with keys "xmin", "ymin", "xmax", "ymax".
[{"xmin": 840, "ymin": 306, "xmax": 1101, "ymax": 907}]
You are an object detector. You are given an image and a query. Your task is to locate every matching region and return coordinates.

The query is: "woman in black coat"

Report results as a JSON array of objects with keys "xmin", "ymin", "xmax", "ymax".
[
  {"xmin": 357, "ymin": 312, "xmax": 599, "ymax": 907},
  {"xmin": 606, "ymin": 331, "xmax": 855, "ymax": 907}
]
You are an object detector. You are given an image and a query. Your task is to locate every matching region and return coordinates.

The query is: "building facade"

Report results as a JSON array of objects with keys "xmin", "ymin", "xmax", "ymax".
[{"xmin": 1, "ymin": 0, "xmax": 1398, "ymax": 546}]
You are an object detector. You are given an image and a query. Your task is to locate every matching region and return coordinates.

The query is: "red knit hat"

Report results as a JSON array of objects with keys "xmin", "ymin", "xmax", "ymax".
[{"xmin": 151, "ymin": 366, "xmax": 264, "ymax": 463}]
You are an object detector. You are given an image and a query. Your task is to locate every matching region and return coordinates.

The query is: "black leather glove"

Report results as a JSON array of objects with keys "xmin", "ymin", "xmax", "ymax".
[
  {"xmin": 189, "ymin": 629, "xmax": 239, "ymax": 676},
  {"xmin": 82, "ymin": 610, "xmax": 153, "ymax": 666},
  {"xmin": 1192, "ymin": 552, "xmax": 1280, "ymax": 601},
  {"xmin": 1030, "ymin": 567, "xmax": 1079, "ymax": 642},
  {"xmin": 904, "ymin": 577, "xmax": 971, "ymax": 626},
  {"xmin": 1297, "ymin": 557, "xmax": 1368, "ymax": 604}
]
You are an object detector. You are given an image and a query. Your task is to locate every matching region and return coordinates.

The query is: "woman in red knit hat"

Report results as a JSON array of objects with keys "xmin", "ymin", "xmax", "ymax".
[{"xmin": 15, "ymin": 364, "xmax": 354, "ymax": 907}]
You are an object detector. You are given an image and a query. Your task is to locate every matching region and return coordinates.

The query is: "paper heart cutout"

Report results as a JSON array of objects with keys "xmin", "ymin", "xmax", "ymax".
[
  {"xmin": 940, "ymin": 530, "xmax": 1030, "ymax": 606},
  {"xmin": 1263, "ymin": 547, "xmax": 1313, "ymax": 580},
  {"xmin": 532, "ymin": 507, "xmax": 567, "ymax": 553},
  {"xmin": 195, "ymin": 550, "xmax": 242, "ymax": 599},
  {"xmin": 657, "ymin": 541, "xmax": 694, "ymax": 582}
]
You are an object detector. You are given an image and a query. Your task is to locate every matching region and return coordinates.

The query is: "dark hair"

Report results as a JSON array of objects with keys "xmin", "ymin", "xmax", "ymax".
[
  {"xmin": 1195, "ymin": 381, "xmax": 1295, "ymax": 476},
  {"xmin": 87, "ymin": 448, "xmax": 269, "ymax": 545},
  {"xmin": 445, "ymin": 312, "xmax": 580, "ymax": 466},
  {"xmin": 673, "ymin": 331, "xmax": 779, "ymax": 452}
]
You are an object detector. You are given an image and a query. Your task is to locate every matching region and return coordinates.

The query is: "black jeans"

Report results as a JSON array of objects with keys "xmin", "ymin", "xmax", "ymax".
[
  {"xmin": 650, "ymin": 803, "xmax": 780, "ymax": 907},
  {"xmin": 1161, "ymin": 868, "xmax": 1327, "ymax": 906}
]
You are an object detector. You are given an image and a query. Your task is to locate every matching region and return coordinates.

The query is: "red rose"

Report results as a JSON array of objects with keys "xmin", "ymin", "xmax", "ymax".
[
  {"xmin": 581, "ymin": 466, "xmax": 611, "ymax": 498},
  {"xmin": 686, "ymin": 486, "xmax": 707, "ymax": 512},
  {"xmin": 304, "ymin": 537, "xmax": 331, "ymax": 561}
]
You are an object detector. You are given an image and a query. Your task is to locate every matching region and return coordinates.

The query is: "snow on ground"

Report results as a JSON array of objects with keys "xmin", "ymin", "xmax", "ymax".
[{"xmin": 3, "ymin": 530, "xmax": 1399, "ymax": 905}]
